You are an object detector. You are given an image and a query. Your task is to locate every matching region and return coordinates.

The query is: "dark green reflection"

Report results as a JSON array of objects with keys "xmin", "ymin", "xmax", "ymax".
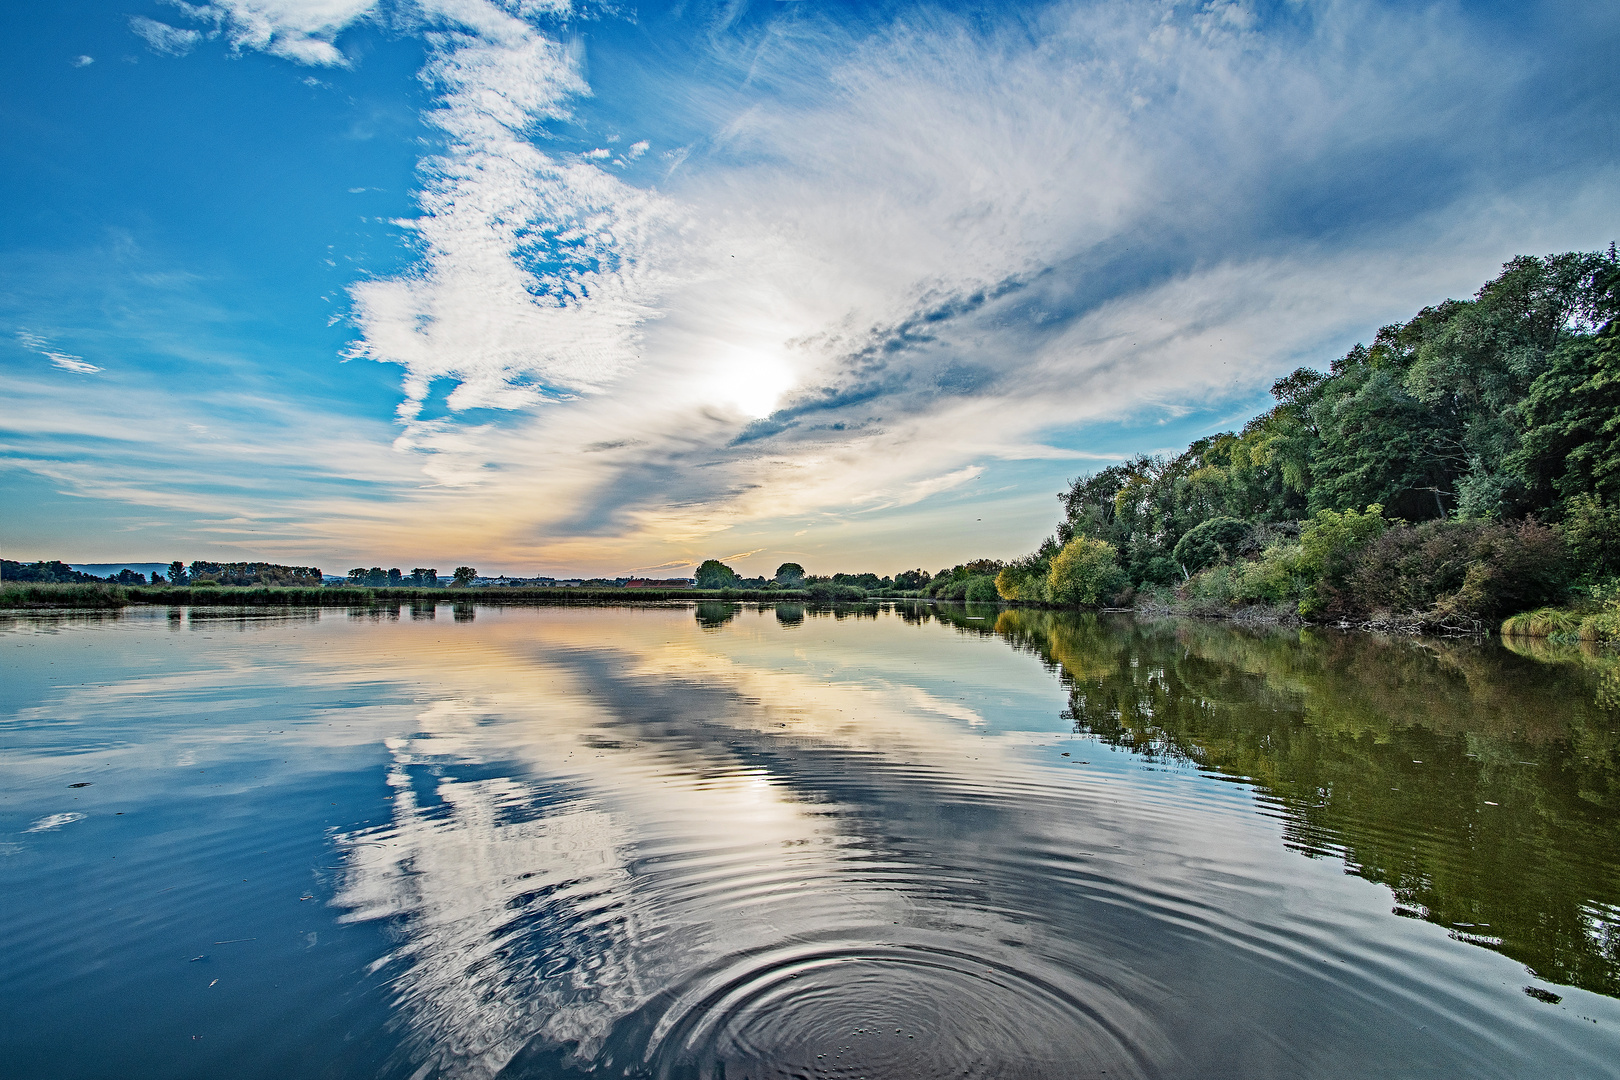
[{"xmin": 992, "ymin": 609, "xmax": 1620, "ymax": 998}]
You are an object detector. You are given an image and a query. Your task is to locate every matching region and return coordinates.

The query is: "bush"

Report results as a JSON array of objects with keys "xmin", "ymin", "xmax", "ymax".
[
  {"xmin": 1048, "ymin": 537, "xmax": 1128, "ymax": 607},
  {"xmin": 1296, "ymin": 505, "xmax": 1387, "ymax": 615},
  {"xmin": 1441, "ymin": 519, "xmax": 1570, "ymax": 621},
  {"xmin": 1579, "ymin": 581, "xmax": 1620, "ymax": 644},
  {"xmin": 964, "ymin": 576, "xmax": 1000, "ymax": 602},
  {"xmin": 1348, "ymin": 517, "xmax": 1568, "ymax": 621},
  {"xmin": 1171, "ymin": 517, "xmax": 1253, "ymax": 575},
  {"xmin": 995, "ymin": 565, "xmax": 1049, "ymax": 602}
]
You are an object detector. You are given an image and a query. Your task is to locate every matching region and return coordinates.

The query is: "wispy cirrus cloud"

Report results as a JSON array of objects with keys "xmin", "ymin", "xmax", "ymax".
[
  {"xmin": 17, "ymin": 331, "xmax": 101, "ymax": 374},
  {"xmin": 129, "ymin": 14, "xmax": 204, "ymax": 56},
  {"xmin": 32, "ymin": 0, "xmax": 1620, "ymax": 575}
]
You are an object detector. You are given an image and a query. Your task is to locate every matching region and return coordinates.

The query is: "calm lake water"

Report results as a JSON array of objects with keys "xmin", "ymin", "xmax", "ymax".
[{"xmin": 4, "ymin": 601, "xmax": 1619, "ymax": 1079}]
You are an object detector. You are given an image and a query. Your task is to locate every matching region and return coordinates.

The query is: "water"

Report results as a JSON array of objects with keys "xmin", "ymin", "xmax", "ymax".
[{"xmin": 3, "ymin": 601, "xmax": 1618, "ymax": 1079}]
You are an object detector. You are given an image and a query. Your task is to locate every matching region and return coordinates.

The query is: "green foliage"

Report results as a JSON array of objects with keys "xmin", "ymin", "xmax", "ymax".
[
  {"xmin": 774, "ymin": 562, "xmax": 806, "ymax": 585},
  {"xmin": 1171, "ymin": 517, "xmax": 1252, "ymax": 575},
  {"xmin": 694, "ymin": 559, "xmax": 739, "ymax": 589},
  {"xmin": 893, "ymin": 568, "xmax": 932, "ymax": 591},
  {"xmin": 1559, "ymin": 494, "xmax": 1620, "ymax": 580},
  {"xmin": 1296, "ymin": 505, "xmax": 1387, "ymax": 615},
  {"xmin": 806, "ymin": 581, "xmax": 866, "ymax": 601},
  {"xmin": 1047, "ymin": 537, "xmax": 1127, "ymax": 607},
  {"xmin": 191, "ymin": 561, "xmax": 322, "ymax": 586},
  {"xmin": 451, "ymin": 566, "xmax": 477, "ymax": 587},
  {"xmin": 1046, "ymin": 248, "xmax": 1617, "ymax": 619},
  {"xmin": 0, "ymin": 560, "xmax": 103, "ymax": 583},
  {"xmin": 1579, "ymin": 581, "xmax": 1620, "ymax": 644},
  {"xmin": 964, "ymin": 576, "xmax": 1000, "ymax": 602},
  {"xmin": 1510, "ymin": 323, "xmax": 1620, "ymax": 508}
]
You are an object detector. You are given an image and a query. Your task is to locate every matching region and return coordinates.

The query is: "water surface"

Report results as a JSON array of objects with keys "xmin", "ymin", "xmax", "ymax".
[{"xmin": 3, "ymin": 602, "xmax": 1618, "ymax": 1078}]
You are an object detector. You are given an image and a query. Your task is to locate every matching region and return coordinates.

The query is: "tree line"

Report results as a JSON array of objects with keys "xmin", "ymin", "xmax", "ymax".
[{"xmin": 992, "ymin": 247, "xmax": 1620, "ymax": 629}]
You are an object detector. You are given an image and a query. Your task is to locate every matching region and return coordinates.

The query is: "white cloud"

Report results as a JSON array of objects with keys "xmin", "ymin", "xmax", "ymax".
[
  {"xmin": 31, "ymin": 0, "xmax": 1620, "ymax": 573},
  {"xmin": 17, "ymin": 331, "xmax": 102, "ymax": 374},
  {"xmin": 159, "ymin": 0, "xmax": 379, "ymax": 65},
  {"xmin": 346, "ymin": 2, "xmax": 673, "ymax": 438},
  {"xmin": 129, "ymin": 15, "xmax": 203, "ymax": 56},
  {"xmin": 71, "ymin": 55, "xmax": 95, "ymax": 67}
]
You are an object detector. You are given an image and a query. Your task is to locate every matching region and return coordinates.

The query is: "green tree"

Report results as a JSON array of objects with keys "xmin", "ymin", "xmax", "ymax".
[
  {"xmin": 452, "ymin": 566, "xmax": 477, "ymax": 587},
  {"xmin": 774, "ymin": 562, "xmax": 806, "ymax": 585},
  {"xmin": 894, "ymin": 568, "xmax": 932, "ymax": 591},
  {"xmin": 168, "ymin": 560, "xmax": 189, "ymax": 586},
  {"xmin": 1047, "ymin": 537, "xmax": 1127, "ymax": 606},
  {"xmin": 1171, "ymin": 517, "xmax": 1253, "ymax": 575},
  {"xmin": 1508, "ymin": 324, "xmax": 1620, "ymax": 507},
  {"xmin": 695, "ymin": 559, "xmax": 738, "ymax": 588}
]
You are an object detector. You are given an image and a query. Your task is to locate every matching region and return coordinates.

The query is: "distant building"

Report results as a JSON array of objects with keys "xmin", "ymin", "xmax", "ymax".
[{"xmin": 625, "ymin": 578, "xmax": 693, "ymax": 588}]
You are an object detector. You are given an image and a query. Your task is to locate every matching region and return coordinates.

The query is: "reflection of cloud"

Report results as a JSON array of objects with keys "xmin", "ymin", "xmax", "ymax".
[
  {"xmin": 25, "ymin": 812, "xmax": 86, "ymax": 833},
  {"xmin": 316, "ymin": 607, "xmax": 1076, "ymax": 1075}
]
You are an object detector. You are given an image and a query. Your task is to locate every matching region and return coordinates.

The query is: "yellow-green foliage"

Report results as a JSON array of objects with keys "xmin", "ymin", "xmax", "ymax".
[
  {"xmin": 1183, "ymin": 542, "xmax": 1309, "ymax": 607},
  {"xmin": 1296, "ymin": 504, "xmax": 1386, "ymax": 615},
  {"xmin": 1047, "ymin": 537, "xmax": 1126, "ymax": 606},
  {"xmin": 1504, "ymin": 585, "xmax": 1620, "ymax": 644},
  {"xmin": 1501, "ymin": 607, "xmax": 1587, "ymax": 638},
  {"xmin": 1580, "ymin": 583, "xmax": 1620, "ymax": 644},
  {"xmin": 995, "ymin": 566, "xmax": 1049, "ymax": 602}
]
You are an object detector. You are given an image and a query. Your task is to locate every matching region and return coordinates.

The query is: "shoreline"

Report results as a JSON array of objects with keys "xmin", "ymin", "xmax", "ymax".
[{"xmin": 4, "ymin": 582, "xmax": 1613, "ymax": 646}]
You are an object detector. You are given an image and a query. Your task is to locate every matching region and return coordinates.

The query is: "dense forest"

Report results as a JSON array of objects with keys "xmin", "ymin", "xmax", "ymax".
[{"xmin": 992, "ymin": 248, "xmax": 1620, "ymax": 636}]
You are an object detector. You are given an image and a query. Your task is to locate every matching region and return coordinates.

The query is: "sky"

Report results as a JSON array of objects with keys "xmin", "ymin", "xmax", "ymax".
[{"xmin": 2, "ymin": 0, "xmax": 1617, "ymax": 579}]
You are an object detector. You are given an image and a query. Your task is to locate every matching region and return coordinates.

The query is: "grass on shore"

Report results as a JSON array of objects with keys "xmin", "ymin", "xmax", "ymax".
[{"xmin": 1501, "ymin": 603, "xmax": 1620, "ymax": 644}]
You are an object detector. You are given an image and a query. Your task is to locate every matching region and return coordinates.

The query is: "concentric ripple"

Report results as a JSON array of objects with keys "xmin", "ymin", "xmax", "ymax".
[{"xmin": 503, "ymin": 938, "xmax": 1154, "ymax": 1079}]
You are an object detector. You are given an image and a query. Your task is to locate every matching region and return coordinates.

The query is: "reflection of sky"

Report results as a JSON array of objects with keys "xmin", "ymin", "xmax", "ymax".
[{"xmin": 5, "ymin": 605, "xmax": 1620, "ymax": 1079}]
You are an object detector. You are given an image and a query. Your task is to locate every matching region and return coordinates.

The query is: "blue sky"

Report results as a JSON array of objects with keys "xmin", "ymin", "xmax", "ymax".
[{"xmin": 2, "ymin": 0, "xmax": 1616, "ymax": 578}]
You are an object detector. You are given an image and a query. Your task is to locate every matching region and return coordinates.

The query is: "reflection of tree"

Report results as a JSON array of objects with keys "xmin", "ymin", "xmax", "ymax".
[
  {"xmin": 695, "ymin": 602, "xmax": 741, "ymax": 630},
  {"xmin": 994, "ymin": 610, "xmax": 1620, "ymax": 998}
]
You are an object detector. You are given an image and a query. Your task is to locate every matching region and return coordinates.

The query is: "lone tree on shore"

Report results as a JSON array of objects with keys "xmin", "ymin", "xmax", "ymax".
[
  {"xmin": 452, "ymin": 566, "xmax": 477, "ymax": 587},
  {"xmin": 695, "ymin": 560, "xmax": 739, "ymax": 588}
]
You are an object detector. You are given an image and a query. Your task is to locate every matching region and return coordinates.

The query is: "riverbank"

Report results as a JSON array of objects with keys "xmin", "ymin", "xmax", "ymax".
[{"xmin": 0, "ymin": 582, "xmax": 817, "ymax": 609}]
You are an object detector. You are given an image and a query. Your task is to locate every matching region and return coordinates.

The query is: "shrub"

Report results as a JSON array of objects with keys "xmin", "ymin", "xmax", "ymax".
[
  {"xmin": 1443, "ymin": 519, "xmax": 1569, "ymax": 621},
  {"xmin": 1579, "ymin": 581, "xmax": 1620, "ymax": 644},
  {"xmin": 1296, "ymin": 505, "xmax": 1387, "ymax": 615},
  {"xmin": 964, "ymin": 576, "xmax": 1000, "ymax": 602},
  {"xmin": 1048, "ymin": 537, "xmax": 1128, "ymax": 607},
  {"xmin": 995, "ymin": 565, "xmax": 1049, "ymax": 602},
  {"xmin": 1171, "ymin": 517, "xmax": 1253, "ymax": 575},
  {"xmin": 1348, "ymin": 517, "xmax": 1569, "ymax": 621}
]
